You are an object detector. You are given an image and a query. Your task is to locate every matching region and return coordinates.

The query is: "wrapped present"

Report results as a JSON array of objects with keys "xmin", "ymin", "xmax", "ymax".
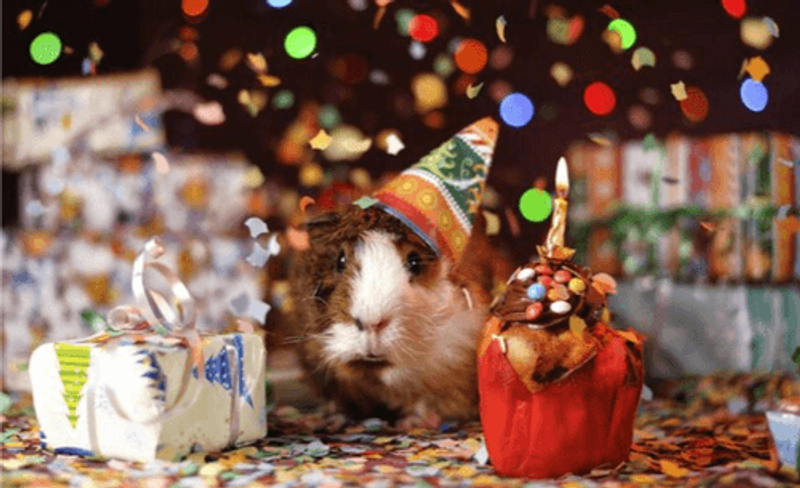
[{"xmin": 29, "ymin": 238, "xmax": 267, "ymax": 462}]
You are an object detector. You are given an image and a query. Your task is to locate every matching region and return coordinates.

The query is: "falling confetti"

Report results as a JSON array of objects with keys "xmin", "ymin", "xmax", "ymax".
[
  {"xmin": 740, "ymin": 79, "xmax": 768, "ymax": 112},
  {"xmin": 744, "ymin": 56, "xmax": 770, "ymax": 82},
  {"xmin": 207, "ymin": 73, "xmax": 228, "ymax": 89},
  {"xmin": 449, "ymin": 0, "xmax": 470, "ymax": 20},
  {"xmin": 607, "ymin": 18, "xmax": 637, "ymax": 50},
  {"xmin": 409, "ymin": 14, "xmax": 439, "ymax": 43},
  {"xmin": 309, "ymin": 130, "xmax": 333, "ymax": 150},
  {"xmin": 584, "ymin": 81, "xmax": 616, "ymax": 116},
  {"xmin": 482, "ymin": 210, "xmax": 501, "ymax": 236},
  {"xmin": 286, "ymin": 227, "xmax": 310, "ymax": 251},
  {"xmin": 631, "ymin": 47, "xmax": 656, "ymax": 71},
  {"xmin": 671, "ymin": 50, "xmax": 694, "ymax": 70},
  {"xmin": 598, "ymin": 4, "xmax": 619, "ymax": 18},
  {"xmin": 763, "ymin": 17, "xmax": 779, "ymax": 37},
  {"xmin": 182, "ymin": 0, "xmax": 209, "ymax": 17},
  {"xmin": 409, "ymin": 41, "xmax": 426, "ymax": 60},
  {"xmin": 17, "ymin": 10, "xmax": 33, "ymax": 30},
  {"xmin": 496, "ymin": 16, "xmax": 507, "ymax": 43},
  {"xmin": 454, "ymin": 39, "xmax": 488, "ymax": 74},
  {"xmin": 257, "ymin": 74, "xmax": 282, "ymax": 87},
  {"xmin": 518, "ymin": 188, "xmax": 552, "ymax": 222},
  {"xmin": 244, "ymin": 217, "xmax": 269, "ymax": 239},
  {"xmin": 549, "ymin": 62, "xmax": 573, "ymax": 87},
  {"xmin": 499, "ymin": 92, "xmax": 534, "ymax": 128},
  {"xmin": 588, "ymin": 133, "xmax": 614, "ymax": 147},
  {"xmin": 670, "ymin": 81, "xmax": 688, "ymax": 101},
  {"xmin": 741, "ymin": 17, "xmax": 773, "ymax": 50},
  {"xmin": 385, "ymin": 134, "xmax": 405, "ymax": 155},
  {"xmin": 152, "ymin": 152, "xmax": 170, "ymax": 174},
  {"xmin": 284, "ymin": 26, "xmax": 316, "ymax": 59},
  {"xmin": 267, "ymin": 0, "xmax": 292, "ymax": 8},
  {"xmin": 193, "ymin": 101, "xmax": 226, "ymax": 125},
  {"xmin": 721, "ymin": 0, "xmax": 746, "ymax": 19},
  {"xmin": 466, "ymin": 82, "xmax": 484, "ymax": 99},
  {"xmin": 30, "ymin": 32, "xmax": 62, "ymax": 65}
]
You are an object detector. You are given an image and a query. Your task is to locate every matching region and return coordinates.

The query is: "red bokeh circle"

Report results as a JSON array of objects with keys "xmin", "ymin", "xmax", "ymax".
[
  {"xmin": 409, "ymin": 15, "xmax": 439, "ymax": 43},
  {"xmin": 680, "ymin": 86, "xmax": 709, "ymax": 123},
  {"xmin": 721, "ymin": 0, "xmax": 746, "ymax": 19},
  {"xmin": 584, "ymin": 82, "xmax": 616, "ymax": 116}
]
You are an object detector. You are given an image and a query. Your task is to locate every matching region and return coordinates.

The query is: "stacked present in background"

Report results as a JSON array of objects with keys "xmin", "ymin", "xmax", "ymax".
[
  {"xmin": 1, "ymin": 71, "xmax": 281, "ymax": 393},
  {"xmin": 567, "ymin": 131, "xmax": 800, "ymax": 284}
]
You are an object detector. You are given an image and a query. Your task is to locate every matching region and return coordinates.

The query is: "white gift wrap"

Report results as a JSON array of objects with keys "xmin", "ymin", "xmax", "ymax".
[{"xmin": 29, "ymin": 333, "xmax": 267, "ymax": 462}]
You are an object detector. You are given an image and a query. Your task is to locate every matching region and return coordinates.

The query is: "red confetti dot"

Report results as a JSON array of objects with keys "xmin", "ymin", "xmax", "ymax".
[
  {"xmin": 182, "ymin": 0, "xmax": 208, "ymax": 17},
  {"xmin": 680, "ymin": 86, "xmax": 709, "ymax": 123},
  {"xmin": 721, "ymin": 0, "xmax": 746, "ymax": 19},
  {"xmin": 409, "ymin": 14, "xmax": 439, "ymax": 43},
  {"xmin": 454, "ymin": 39, "xmax": 488, "ymax": 74},
  {"xmin": 584, "ymin": 82, "xmax": 616, "ymax": 116}
]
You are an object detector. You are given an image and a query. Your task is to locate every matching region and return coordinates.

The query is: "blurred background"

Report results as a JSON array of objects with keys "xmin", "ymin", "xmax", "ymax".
[{"xmin": 2, "ymin": 0, "xmax": 799, "ymax": 403}]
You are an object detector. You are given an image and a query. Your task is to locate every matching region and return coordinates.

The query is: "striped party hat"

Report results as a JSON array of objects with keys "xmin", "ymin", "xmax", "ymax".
[{"xmin": 354, "ymin": 117, "xmax": 500, "ymax": 263}]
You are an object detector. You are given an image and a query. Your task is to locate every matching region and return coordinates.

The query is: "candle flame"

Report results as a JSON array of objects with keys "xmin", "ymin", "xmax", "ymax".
[{"xmin": 556, "ymin": 157, "xmax": 569, "ymax": 197}]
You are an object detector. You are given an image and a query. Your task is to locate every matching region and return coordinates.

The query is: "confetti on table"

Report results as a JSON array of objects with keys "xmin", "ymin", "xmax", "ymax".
[
  {"xmin": 309, "ymin": 130, "xmax": 333, "ymax": 150},
  {"xmin": 496, "ymin": 16, "xmax": 507, "ymax": 42},
  {"xmin": 466, "ymin": 82, "xmax": 484, "ymax": 99},
  {"xmin": 744, "ymin": 56, "xmax": 770, "ymax": 82},
  {"xmin": 670, "ymin": 81, "xmax": 688, "ymax": 101}
]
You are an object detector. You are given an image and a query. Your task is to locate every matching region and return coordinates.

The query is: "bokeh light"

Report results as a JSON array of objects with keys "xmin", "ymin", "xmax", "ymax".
[
  {"xmin": 395, "ymin": 9, "xmax": 415, "ymax": 36},
  {"xmin": 318, "ymin": 105, "xmax": 342, "ymax": 129},
  {"xmin": 607, "ymin": 19, "xmax": 636, "ymax": 50},
  {"xmin": 519, "ymin": 189, "xmax": 553, "ymax": 222},
  {"xmin": 628, "ymin": 105, "xmax": 652, "ymax": 131},
  {"xmin": 499, "ymin": 92, "xmax": 534, "ymax": 128},
  {"xmin": 679, "ymin": 86, "xmax": 710, "ymax": 122},
  {"xmin": 584, "ymin": 82, "xmax": 616, "ymax": 116},
  {"xmin": 284, "ymin": 26, "xmax": 316, "ymax": 59},
  {"xmin": 488, "ymin": 80, "xmax": 512, "ymax": 103},
  {"xmin": 454, "ymin": 39, "xmax": 488, "ymax": 74},
  {"xmin": 412, "ymin": 73, "xmax": 447, "ymax": 112},
  {"xmin": 631, "ymin": 47, "xmax": 656, "ymax": 71},
  {"xmin": 267, "ymin": 0, "xmax": 292, "ymax": 8},
  {"xmin": 722, "ymin": 0, "xmax": 746, "ymax": 19},
  {"xmin": 182, "ymin": 0, "xmax": 209, "ymax": 17},
  {"xmin": 30, "ymin": 32, "xmax": 62, "ymax": 65},
  {"xmin": 433, "ymin": 54, "xmax": 455, "ymax": 77},
  {"xmin": 489, "ymin": 45, "xmax": 514, "ymax": 70},
  {"xmin": 409, "ymin": 14, "xmax": 439, "ymax": 43},
  {"xmin": 740, "ymin": 79, "xmax": 768, "ymax": 112},
  {"xmin": 272, "ymin": 90, "xmax": 295, "ymax": 110}
]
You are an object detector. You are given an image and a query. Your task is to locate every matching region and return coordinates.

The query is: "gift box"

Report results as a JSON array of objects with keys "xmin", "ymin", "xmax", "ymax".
[{"xmin": 28, "ymin": 237, "xmax": 267, "ymax": 462}]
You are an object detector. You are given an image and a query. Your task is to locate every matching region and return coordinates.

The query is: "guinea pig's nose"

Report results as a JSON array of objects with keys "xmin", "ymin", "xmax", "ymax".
[{"xmin": 366, "ymin": 318, "xmax": 390, "ymax": 332}]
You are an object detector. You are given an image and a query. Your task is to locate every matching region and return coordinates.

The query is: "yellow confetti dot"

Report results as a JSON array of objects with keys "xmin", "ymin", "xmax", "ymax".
[
  {"xmin": 309, "ymin": 129, "xmax": 333, "ymax": 150},
  {"xmin": 670, "ymin": 81, "xmax": 688, "ymax": 101}
]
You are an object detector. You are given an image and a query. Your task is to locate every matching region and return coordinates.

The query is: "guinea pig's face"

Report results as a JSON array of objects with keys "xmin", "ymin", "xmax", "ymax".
[{"xmin": 301, "ymin": 207, "xmax": 445, "ymax": 370}]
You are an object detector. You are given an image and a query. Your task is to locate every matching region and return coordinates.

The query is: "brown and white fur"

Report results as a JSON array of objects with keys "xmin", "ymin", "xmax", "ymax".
[{"xmin": 289, "ymin": 205, "xmax": 509, "ymax": 422}]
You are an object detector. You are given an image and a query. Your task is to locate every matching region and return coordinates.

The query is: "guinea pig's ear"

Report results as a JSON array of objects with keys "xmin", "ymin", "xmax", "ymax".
[{"xmin": 304, "ymin": 212, "xmax": 341, "ymax": 236}]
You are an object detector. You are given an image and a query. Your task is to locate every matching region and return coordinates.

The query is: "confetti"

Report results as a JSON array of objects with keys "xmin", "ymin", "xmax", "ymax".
[
  {"xmin": 385, "ymin": 134, "xmax": 405, "ymax": 155},
  {"xmin": 18, "ymin": 10, "xmax": 33, "ymax": 30},
  {"xmin": 744, "ymin": 56, "xmax": 770, "ymax": 82},
  {"xmin": 763, "ymin": 17, "xmax": 779, "ymax": 38},
  {"xmin": 409, "ymin": 15, "xmax": 438, "ymax": 43},
  {"xmin": 193, "ymin": 101, "xmax": 226, "ymax": 125},
  {"xmin": 285, "ymin": 26, "xmax": 316, "ymax": 59},
  {"xmin": 607, "ymin": 19, "xmax": 636, "ymax": 50},
  {"xmin": 598, "ymin": 4, "xmax": 619, "ymax": 18},
  {"xmin": 496, "ymin": 16, "xmax": 507, "ymax": 43},
  {"xmin": 244, "ymin": 217, "xmax": 269, "ymax": 239},
  {"xmin": 549, "ymin": 62, "xmax": 573, "ymax": 87},
  {"xmin": 454, "ymin": 39, "xmax": 488, "ymax": 74},
  {"xmin": 660, "ymin": 459, "xmax": 690, "ymax": 478},
  {"xmin": 740, "ymin": 79, "xmax": 768, "ymax": 112},
  {"xmin": 152, "ymin": 152, "xmax": 170, "ymax": 174},
  {"xmin": 246, "ymin": 52, "xmax": 268, "ymax": 73},
  {"xmin": 466, "ymin": 82, "xmax": 484, "ymax": 99},
  {"xmin": 499, "ymin": 92, "xmax": 534, "ymax": 128},
  {"xmin": 309, "ymin": 130, "xmax": 333, "ymax": 150},
  {"xmin": 631, "ymin": 47, "xmax": 656, "ymax": 71},
  {"xmin": 741, "ymin": 18, "xmax": 773, "ymax": 50},
  {"xmin": 286, "ymin": 227, "xmax": 310, "ymax": 251},
  {"xmin": 30, "ymin": 32, "xmax": 62, "ymax": 65},
  {"xmin": 584, "ymin": 82, "xmax": 616, "ymax": 116},
  {"xmin": 246, "ymin": 242, "xmax": 272, "ymax": 267},
  {"xmin": 206, "ymin": 73, "xmax": 229, "ymax": 89},
  {"xmin": 450, "ymin": 0, "xmax": 470, "ymax": 20},
  {"xmin": 670, "ymin": 81, "xmax": 688, "ymax": 101},
  {"xmin": 518, "ymin": 188, "xmax": 552, "ymax": 222},
  {"xmin": 588, "ymin": 133, "xmax": 614, "ymax": 147}
]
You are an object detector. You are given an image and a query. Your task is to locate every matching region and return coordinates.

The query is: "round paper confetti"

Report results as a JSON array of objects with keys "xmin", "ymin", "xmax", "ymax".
[
  {"xmin": 272, "ymin": 90, "xmax": 295, "ymax": 109},
  {"xmin": 267, "ymin": 0, "xmax": 292, "ymax": 8},
  {"xmin": 412, "ymin": 73, "xmax": 447, "ymax": 112},
  {"xmin": 631, "ymin": 47, "xmax": 656, "ymax": 71},
  {"xmin": 488, "ymin": 80, "xmax": 513, "ymax": 103},
  {"xmin": 584, "ymin": 82, "xmax": 616, "ymax": 116},
  {"xmin": 319, "ymin": 105, "xmax": 342, "ymax": 128},
  {"xmin": 284, "ymin": 26, "xmax": 316, "ymax": 59},
  {"xmin": 30, "ymin": 32, "xmax": 62, "ymax": 65},
  {"xmin": 489, "ymin": 45, "xmax": 514, "ymax": 70},
  {"xmin": 182, "ymin": 0, "xmax": 209, "ymax": 16},
  {"xmin": 519, "ymin": 189, "xmax": 553, "ymax": 222},
  {"xmin": 740, "ymin": 79, "xmax": 768, "ymax": 112},
  {"xmin": 454, "ymin": 39, "xmax": 488, "ymax": 74},
  {"xmin": 395, "ymin": 9, "xmax": 416, "ymax": 36},
  {"xmin": 680, "ymin": 86, "xmax": 710, "ymax": 122},
  {"xmin": 722, "ymin": 0, "xmax": 746, "ymax": 19},
  {"xmin": 499, "ymin": 92, "xmax": 534, "ymax": 128},
  {"xmin": 409, "ymin": 14, "xmax": 438, "ymax": 43},
  {"xmin": 607, "ymin": 19, "xmax": 636, "ymax": 50}
]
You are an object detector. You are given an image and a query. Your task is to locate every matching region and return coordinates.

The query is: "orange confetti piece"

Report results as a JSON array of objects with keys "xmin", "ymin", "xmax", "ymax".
[
  {"xmin": 450, "ymin": 0, "xmax": 470, "ymax": 20},
  {"xmin": 615, "ymin": 329, "xmax": 642, "ymax": 344},
  {"xmin": 246, "ymin": 52, "xmax": 268, "ymax": 73},
  {"xmin": 599, "ymin": 4, "xmax": 620, "ymax": 18},
  {"xmin": 17, "ymin": 10, "xmax": 33, "ymax": 30},
  {"xmin": 744, "ymin": 55, "xmax": 771, "ymax": 82},
  {"xmin": 257, "ymin": 74, "xmax": 282, "ymax": 87}
]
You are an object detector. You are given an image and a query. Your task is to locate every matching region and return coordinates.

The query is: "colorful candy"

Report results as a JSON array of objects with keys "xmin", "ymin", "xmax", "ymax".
[
  {"xmin": 568, "ymin": 278, "xmax": 586, "ymax": 293},
  {"xmin": 553, "ymin": 284, "xmax": 570, "ymax": 301},
  {"xmin": 550, "ymin": 300, "xmax": 572, "ymax": 314},
  {"xmin": 516, "ymin": 267, "xmax": 535, "ymax": 281},
  {"xmin": 526, "ymin": 283, "xmax": 546, "ymax": 301},
  {"xmin": 538, "ymin": 275, "xmax": 554, "ymax": 287},
  {"xmin": 534, "ymin": 265, "xmax": 553, "ymax": 275},
  {"xmin": 554, "ymin": 270, "xmax": 571, "ymax": 283},
  {"xmin": 547, "ymin": 288, "xmax": 561, "ymax": 301},
  {"xmin": 525, "ymin": 302, "xmax": 543, "ymax": 320}
]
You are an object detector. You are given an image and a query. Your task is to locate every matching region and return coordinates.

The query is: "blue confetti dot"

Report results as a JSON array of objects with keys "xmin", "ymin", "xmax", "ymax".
[
  {"xmin": 526, "ymin": 283, "xmax": 546, "ymax": 301},
  {"xmin": 267, "ymin": 0, "xmax": 292, "ymax": 7},
  {"xmin": 499, "ymin": 92, "xmax": 535, "ymax": 128},
  {"xmin": 740, "ymin": 79, "xmax": 768, "ymax": 112}
]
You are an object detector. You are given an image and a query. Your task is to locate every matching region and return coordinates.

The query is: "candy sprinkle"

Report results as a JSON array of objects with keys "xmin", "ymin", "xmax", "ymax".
[
  {"xmin": 568, "ymin": 278, "xmax": 586, "ymax": 293},
  {"xmin": 550, "ymin": 300, "xmax": 572, "ymax": 314},
  {"xmin": 526, "ymin": 283, "xmax": 546, "ymax": 301}
]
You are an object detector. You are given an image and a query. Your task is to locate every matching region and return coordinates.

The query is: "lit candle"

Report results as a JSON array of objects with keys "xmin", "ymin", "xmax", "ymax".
[{"xmin": 538, "ymin": 157, "xmax": 576, "ymax": 261}]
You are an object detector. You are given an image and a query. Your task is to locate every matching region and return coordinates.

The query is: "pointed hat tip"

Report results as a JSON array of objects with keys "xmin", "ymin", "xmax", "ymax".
[{"xmin": 466, "ymin": 116, "xmax": 500, "ymax": 145}]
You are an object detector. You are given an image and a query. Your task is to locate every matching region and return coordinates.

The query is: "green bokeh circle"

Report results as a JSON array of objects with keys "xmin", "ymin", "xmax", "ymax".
[
  {"xmin": 284, "ymin": 26, "xmax": 317, "ymax": 59},
  {"xmin": 608, "ymin": 19, "xmax": 637, "ymax": 50},
  {"xmin": 30, "ymin": 32, "xmax": 62, "ymax": 65},
  {"xmin": 519, "ymin": 188, "xmax": 553, "ymax": 222}
]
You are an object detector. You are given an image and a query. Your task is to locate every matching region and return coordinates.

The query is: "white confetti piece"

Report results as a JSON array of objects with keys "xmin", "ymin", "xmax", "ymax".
[
  {"xmin": 244, "ymin": 217, "xmax": 269, "ymax": 239},
  {"xmin": 385, "ymin": 134, "xmax": 405, "ymax": 155},
  {"xmin": 248, "ymin": 299, "xmax": 271, "ymax": 324},
  {"xmin": 245, "ymin": 242, "xmax": 271, "ymax": 267}
]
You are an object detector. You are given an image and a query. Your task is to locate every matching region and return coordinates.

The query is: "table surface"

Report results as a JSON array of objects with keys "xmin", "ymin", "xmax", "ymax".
[{"xmin": 2, "ymin": 374, "xmax": 800, "ymax": 488}]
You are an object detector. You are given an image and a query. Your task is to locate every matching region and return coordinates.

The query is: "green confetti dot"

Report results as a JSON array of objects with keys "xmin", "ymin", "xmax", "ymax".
[
  {"xmin": 30, "ymin": 32, "xmax": 62, "ymax": 65},
  {"xmin": 608, "ymin": 19, "xmax": 637, "ymax": 50},
  {"xmin": 318, "ymin": 104, "xmax": 341, "ymax": 129},
  {"xmin": 284, "ymin": 26, "xmax": 316, "ymax": 60},
  {"xmin": 519, "ymin": 188, "xmax": 553, "ymax": 222},
  {"xmin": 272, "ymin": 89, "xmax": 295, "ymax": 110}
]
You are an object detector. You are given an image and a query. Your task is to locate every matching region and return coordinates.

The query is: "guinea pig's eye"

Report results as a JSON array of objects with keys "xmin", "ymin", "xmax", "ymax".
[
  {"xmin": 406, "ymin": 251, "xmax": 424, "ymax": 275},
  {"xmin": 336, "ymin": 249, "xmax": 347, "ymax": 273}
]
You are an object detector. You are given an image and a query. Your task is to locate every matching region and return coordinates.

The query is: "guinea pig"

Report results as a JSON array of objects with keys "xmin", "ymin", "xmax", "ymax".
[{"xmin": 289, "ymin": 204, "xmax": 511, "ymax": 423}]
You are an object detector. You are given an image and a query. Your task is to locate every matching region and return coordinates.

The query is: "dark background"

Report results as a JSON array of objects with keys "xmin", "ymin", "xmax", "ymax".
[{"xmin": 3, "ymin": 0, "xmax": 800, "ymax": 251}]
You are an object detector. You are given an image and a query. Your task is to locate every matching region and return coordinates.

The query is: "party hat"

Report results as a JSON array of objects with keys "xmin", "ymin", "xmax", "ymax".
[{"xmin": 354, "ymin": 117, "xmax": 499, "ymax": 263}]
